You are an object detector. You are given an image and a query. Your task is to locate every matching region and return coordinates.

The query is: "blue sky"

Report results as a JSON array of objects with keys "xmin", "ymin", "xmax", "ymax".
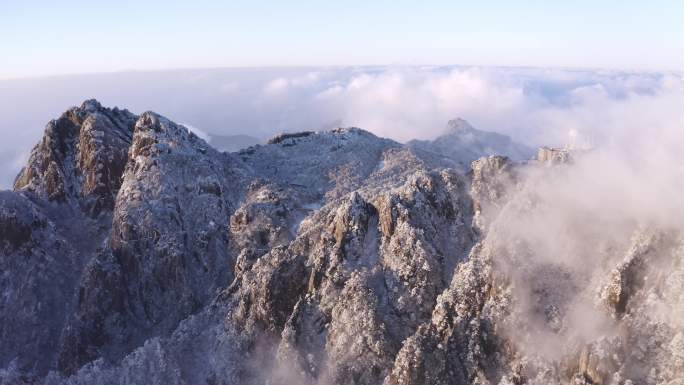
[{"xmin": 2, "ymin": 0, "xmax": 683, "ymax": 78}]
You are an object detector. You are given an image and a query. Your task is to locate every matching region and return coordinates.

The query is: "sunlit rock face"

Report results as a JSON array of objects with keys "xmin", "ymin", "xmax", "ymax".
[
  {"xmin": 2, "ymin": 100, "xmax": 683, "ymax": 385},
  {"xmin": 14, "ymin": 100, "xmax": 137, "ymax": 216},
  {"xmin": 536, "ymin": 146, "xmax": 572, "ymax": 164}
]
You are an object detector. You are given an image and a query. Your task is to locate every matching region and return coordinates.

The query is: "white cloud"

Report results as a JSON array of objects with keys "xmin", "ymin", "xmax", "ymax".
[
  {"xmin": 218, "ymin": 82, "xmax": 239, "ymax": 94},
  {"xmin": 263, "ymin": 77, "xmax": 290, "ymax": 94}
]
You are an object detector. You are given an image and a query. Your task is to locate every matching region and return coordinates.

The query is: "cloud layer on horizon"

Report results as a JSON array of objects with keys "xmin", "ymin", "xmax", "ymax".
[{"xmin": 0, "ymin": 66, "xmax": 682, "ymax": 188}]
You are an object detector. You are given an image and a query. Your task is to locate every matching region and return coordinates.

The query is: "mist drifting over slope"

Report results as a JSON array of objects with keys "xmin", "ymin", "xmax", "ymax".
[{"xmin": 1, "ymin": 66, "xmax": 682, "ymax": 188}]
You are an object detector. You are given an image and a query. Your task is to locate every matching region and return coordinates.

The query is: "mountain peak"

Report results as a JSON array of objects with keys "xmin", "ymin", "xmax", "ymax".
[
  {"xmin": 408, "ymin": 119, "xmax": 535, "ymax": 164},
  {"xmin": 444, "ymin": 117, "xmax": 475, "ymax": 134},
  {"xmin": 79, "ymin": 98, "xmax": 103, "ymax": 112},
  {"xmin": 13, "ymin": 101, "xmax": 137, "ymax": 214}
]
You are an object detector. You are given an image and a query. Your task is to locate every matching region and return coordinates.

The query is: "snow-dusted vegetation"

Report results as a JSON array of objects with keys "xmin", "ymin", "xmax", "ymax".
[{"xmin": 2, "ymin": 96, "xmax": 684, "ymax": 384}]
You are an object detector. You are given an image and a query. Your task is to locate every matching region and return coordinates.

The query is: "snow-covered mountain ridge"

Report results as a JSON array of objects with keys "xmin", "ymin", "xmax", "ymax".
[{"xmin": 1, "ymin": 100, "xmax": 683, "ymax": 385}]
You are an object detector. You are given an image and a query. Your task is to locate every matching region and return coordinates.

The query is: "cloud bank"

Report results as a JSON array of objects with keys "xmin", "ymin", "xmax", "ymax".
[{"xmin": 0, "ymin": 66, "xmax": 682, "ymax": 188}]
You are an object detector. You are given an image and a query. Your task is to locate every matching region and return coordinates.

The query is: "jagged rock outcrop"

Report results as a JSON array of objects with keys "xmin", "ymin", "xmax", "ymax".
[
  {"xmin": 2, "ymin": 100, "xmax": 684, "ymax": 385},
  {"xmin": 57, "ymin": 112, "xmax": 249, "ymax": 374},
  {"xmin": 14, "ymin": 100, "xmax": 136, "ymax": 216},
  {"xmin": 536, "ymin": 146, "xmax": 572, "ymax": 164},
  {"xmin": 470, "ymin": 155, "xmax": 517, "ymax": 231},
  {"xmin": 1, "ymin": 101, "xmax": 139, "ymax": 379},
  {"xmin": 385, "ymin": 244, "xmax": 503, "ymax": 385},
  {"xmin": 227, "ymin": 142, "xmax": 476, "ymax": 385}
]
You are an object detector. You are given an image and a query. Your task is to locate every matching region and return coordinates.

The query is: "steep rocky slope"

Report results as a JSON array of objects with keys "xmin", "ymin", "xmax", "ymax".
[{"xmin": 1, "ymin": 100, "xmax": 683, "ymax": 385}]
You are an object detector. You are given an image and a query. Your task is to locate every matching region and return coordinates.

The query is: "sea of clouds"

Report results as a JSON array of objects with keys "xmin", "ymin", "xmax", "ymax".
[{"xmin": 0, "ymin": 66, "xmax": 682, "ymax": 188}]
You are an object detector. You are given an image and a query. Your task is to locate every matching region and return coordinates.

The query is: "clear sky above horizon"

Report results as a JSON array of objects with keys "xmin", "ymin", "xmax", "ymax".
[{"xmin": 2, "ymin": 0, "xmax": 683, "ymax": 79}]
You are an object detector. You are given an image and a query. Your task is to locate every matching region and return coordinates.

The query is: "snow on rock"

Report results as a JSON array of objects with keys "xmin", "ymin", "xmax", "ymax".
[{"xmin": 1, "ymin": 100, "xmax": 684, "ymax": 385}]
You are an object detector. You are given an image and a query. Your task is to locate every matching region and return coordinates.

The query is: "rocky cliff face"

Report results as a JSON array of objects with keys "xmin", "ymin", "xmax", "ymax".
[
  {"xmin": 1, "ymin": 101, "xmax": 683, "ymax": 385},
  {"xmin": 14, "ymin": 100, "xmax": 136, "ymax": 216}
]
